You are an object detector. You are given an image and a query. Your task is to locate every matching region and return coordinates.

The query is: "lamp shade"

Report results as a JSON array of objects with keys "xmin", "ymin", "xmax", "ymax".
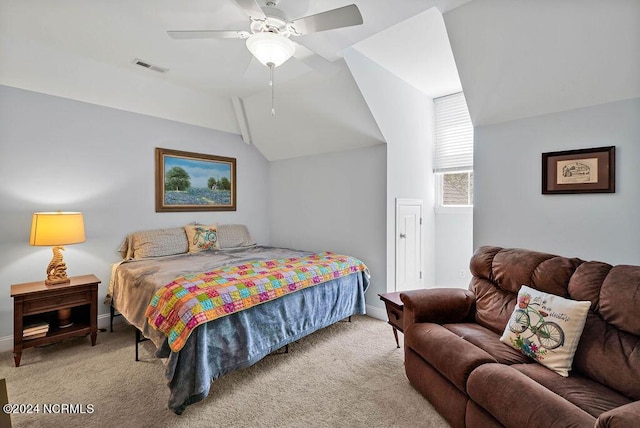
[
  {"xmin": 29, "ymin": 212, "xmax": 86, "ymax": 246},
  {"xmin": 246, "ymin": 32, "xmax": 295, "ymax": 67}
]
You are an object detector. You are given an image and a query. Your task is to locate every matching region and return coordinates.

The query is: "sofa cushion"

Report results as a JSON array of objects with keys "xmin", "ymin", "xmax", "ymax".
[
  {"xmin": 443, "ymin": 323, "xmax": 531, "ymax": 365},
  {"xmin": 599, "ymin": 265, "xmax": 640, "ymax": 335},
  {"xmin": 470, "ymin": 278, "xmax": 515, "ymax": 335},
  {"xmin": 595, "ymin": 401, "xmax": 640, "ymax": 428},
  {"xmin": 512, "ymin": 363, "xmax": 632, "ymax": 418},
  {"xmin": 405, "ymin": 322, "xmax": 495, "ymax": 393},
  {"xmin": 500, "ymin": 285, "xmax": 590, "ymax": 376},
  {"xmin": 573, "ymin": 313, "xmax": 640, "ymax": 401},
  {"xmin": 568, "ymin": 262, "xmax": 640, "ymax": 401},
  {"xmin": 492, "ymin": 249, "xmax": 581, "ymax": 296},
  {"xmin": 467, "ymin": 363, "xmax": 595, "ymax": 428},
  {"xmin": 567, "ymin": 261, "xmax": 610, "ymax": 309}
]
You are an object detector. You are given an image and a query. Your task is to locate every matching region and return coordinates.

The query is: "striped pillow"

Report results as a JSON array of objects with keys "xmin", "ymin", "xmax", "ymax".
[
  {"xmin": 217, "ymin": 224, "xmax": 256, "ymax": 249},
  {"xmin": 119, "ymin": 228, "xmax": 188, "ymax": 259}
]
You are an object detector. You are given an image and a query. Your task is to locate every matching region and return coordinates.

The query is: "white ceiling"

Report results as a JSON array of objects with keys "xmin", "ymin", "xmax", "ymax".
[
  {"xmin": 243, "ymin": 61, "xmax": 387, "ymax": 161},
  {"xmin": 444, "ymin": 0, "xmax": 640, "ymax": 127},
  {"xmin": 2, "ymin": 0, "xmax": 637, "ymax": 160},
  {"xmin": 0, "ymin": 0, "xmax": 469, "ymax": 98},
  {"xmin": 0, "ymin": 0, "xmax": 470, "ymax": 160},
  {"xmin": 352, "ymin": 7, "xmax": 462, "ymax": 99}
]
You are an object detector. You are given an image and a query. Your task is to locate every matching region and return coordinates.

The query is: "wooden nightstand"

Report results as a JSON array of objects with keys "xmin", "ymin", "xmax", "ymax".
[
  {"xmin": 379, "ymin": 292, "xmax": 404, "ymax": 348},
  {"xmin": 11, "ymin": 274, "xmax": 100, "ymax": 367}
]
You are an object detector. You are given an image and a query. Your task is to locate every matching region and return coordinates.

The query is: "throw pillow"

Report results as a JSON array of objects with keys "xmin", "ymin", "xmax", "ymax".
[
  {"xmin": 120, "ymin": 228, "xmax": 188, "ymax": 260},
  {"xmin": 217, "ymin": 224, "xmax": 256, "ymax": 249},
  {"xmin": 499, "ymin": 285, "xmax": 590, "ymax": 377},
  {"xmin": 184, "ymin": 223, "xmax": 220, "ymax": 253}
]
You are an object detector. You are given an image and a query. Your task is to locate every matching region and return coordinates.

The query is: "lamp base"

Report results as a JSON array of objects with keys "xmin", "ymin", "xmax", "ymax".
[
  {"xmin": 57, "ymin": 308, "xmax": 73, "ymax": 328},
  {"xmin": 45, "ymin": 246, "xmax": 69, "ymax": 286}
]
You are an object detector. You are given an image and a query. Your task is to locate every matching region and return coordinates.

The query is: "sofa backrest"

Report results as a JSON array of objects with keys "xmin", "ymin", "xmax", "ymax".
[
  {"xmin": 470, "ymin": 246, "xmax": 640, "ymax": 400},
  {"xmin": 469, "ymin": 246, "xmax": 583, "ymax": 334},
  {"xmin": 569, "ymin": 262, "xmax": 640, "ymax": 400}
]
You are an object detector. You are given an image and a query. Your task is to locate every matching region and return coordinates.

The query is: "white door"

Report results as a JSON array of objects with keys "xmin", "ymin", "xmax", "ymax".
[{"xmin": 395, "ymin": 199, "xmax": 423, "ymax": 292}]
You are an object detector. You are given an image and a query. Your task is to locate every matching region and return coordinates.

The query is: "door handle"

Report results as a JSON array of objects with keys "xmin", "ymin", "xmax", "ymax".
[{"xmin": 399, "ymin": 233, "xmax": 406, "ymax": 239}]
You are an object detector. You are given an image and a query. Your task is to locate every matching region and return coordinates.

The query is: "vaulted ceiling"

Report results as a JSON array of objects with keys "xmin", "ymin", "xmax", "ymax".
[
  {"xmin": 444, "ymin": 0, "xmax": 640, "ymax": 127},
  {"xmin": 1, "ymin": 0, "xmax": 638, "ymax": 161},
  {"xmin": 0, "ymin": 0, "xmax": 469, "ymax": 160}
]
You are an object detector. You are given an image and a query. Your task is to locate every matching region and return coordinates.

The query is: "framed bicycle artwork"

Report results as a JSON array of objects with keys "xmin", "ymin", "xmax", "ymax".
[
  {"xmin": 542, "ymin": 146, "xmax": 615, "ymax": 194},
  {"xmin": 155, "ymin": 148, "xmax": 236, "ymax": 212}
]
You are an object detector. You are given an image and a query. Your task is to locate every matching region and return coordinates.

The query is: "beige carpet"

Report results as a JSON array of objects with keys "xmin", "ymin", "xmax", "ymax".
[{"xmin": 0, "ymin": 315, "xmax": 448, "ymax": 428}]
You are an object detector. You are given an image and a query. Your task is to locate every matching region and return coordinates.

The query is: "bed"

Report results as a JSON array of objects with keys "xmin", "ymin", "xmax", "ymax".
[{"xmin": 107, "ymin": 224, "xmax": 369, "ymax": 414}]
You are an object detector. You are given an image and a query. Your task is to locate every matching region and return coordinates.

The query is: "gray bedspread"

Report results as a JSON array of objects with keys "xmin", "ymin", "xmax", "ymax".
[{"xmin": 109, "ymin": 246, "xmax": 369, "ymax": 414}]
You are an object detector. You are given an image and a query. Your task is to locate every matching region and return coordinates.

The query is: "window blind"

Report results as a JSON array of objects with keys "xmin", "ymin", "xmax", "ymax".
[{"xmin": 433, "ymin": 92, "xmax": 473, "ymax": 173}]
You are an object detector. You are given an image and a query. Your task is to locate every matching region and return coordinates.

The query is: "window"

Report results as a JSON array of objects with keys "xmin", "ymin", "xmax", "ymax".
[
  {"xmin": 440, "ymin": 171, "xmax": 473, "ymax": 205},
  {"xmin": 433, "ymin": 92, "xmax": 473, "ymax": 207}
]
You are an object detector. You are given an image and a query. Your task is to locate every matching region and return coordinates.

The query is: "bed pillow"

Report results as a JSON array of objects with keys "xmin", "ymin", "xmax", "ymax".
[
  {"xmin": 184, "ymin": 223, "xmax": 220, "ymax": 253},
  {"xmin": 499, "ymin": 285, "xmax": 590, "ymax": 377},
  {"xmin": 217, "ymin": 224, "xmax": 256, "ymax": 249},
  {"xmin": 119, "ymin": 227, "xmax": 189, "ymax": 260}
]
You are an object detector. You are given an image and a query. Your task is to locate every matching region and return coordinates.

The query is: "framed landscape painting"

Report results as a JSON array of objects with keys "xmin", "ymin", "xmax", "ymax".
[{"xmin": 155, "ymin": 148, "xmax": 236, "ymax": 212}]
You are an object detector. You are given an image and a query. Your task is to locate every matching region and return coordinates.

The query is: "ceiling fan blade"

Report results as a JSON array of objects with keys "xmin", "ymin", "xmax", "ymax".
[
  {"xmin": 233, "ymin": 0, "xmax": 267, "ymax": 20},
  {"xmin": 167, "ymin": 30, "xmax": 250, "ymax": 40},
  {"xmin": 289, "ymin": 4, "xmax": 363, "ymax": 35}
]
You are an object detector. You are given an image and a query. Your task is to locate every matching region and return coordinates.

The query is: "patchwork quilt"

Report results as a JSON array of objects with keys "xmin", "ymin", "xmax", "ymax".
[{"xmin": 146, "ymin": 252, "xmax": 367, "ymax": 352}]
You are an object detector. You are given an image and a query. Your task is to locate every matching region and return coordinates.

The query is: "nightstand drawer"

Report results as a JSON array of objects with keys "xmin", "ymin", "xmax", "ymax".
[
  {"xmin": 385, "ymin": 305, "xmax": 404, "ymax": 332},
  {"xmin": 23, "ymin": 290, "xmax": 91, "ymax": 315}
]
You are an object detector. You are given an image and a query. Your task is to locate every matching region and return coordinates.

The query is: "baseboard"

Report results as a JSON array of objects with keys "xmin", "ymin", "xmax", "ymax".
[
  {"xmin": 366, "ymin": 304, "xmax": 387, "ymax": 322},
  {"xmin": 0, "ymin": 313, "xmax": 124, "ymax": 354},
  {"xmin": 0, "ymin": 335, "xmax": 10, "ymax": 354}
]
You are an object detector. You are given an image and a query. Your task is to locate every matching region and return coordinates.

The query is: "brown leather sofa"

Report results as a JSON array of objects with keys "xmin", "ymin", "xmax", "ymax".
[{"xmin": 400, "ymin": 246, "xmax": 640, "ymax": 428}]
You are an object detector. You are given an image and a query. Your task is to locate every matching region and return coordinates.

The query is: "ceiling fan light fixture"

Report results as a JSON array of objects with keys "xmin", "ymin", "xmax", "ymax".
[{"xmin": 246, "ymin": 32, "xmax": 295, "ymax": 67}]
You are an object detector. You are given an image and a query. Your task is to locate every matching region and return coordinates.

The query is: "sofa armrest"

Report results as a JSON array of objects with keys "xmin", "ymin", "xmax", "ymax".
[
  {"xmin": 596, "ymin": 401, "xmax": 640, "ymax": 428},
  {"xmin": 400, "ymin": 288, "xmax": 476, "ymax": 331}
]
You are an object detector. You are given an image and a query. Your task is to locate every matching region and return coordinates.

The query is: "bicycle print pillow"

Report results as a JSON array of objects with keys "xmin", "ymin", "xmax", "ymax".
[
  {"xmin": 499, "ymin": 285, "xmax": 591, "ymax": 377},
  {"xmin": 184, "ymin": 223, "xmax": 220, "ymax": 253}
]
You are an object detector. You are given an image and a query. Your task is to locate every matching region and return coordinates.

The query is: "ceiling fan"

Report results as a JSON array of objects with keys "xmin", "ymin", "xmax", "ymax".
[
  {"xmin": 168, "ymin": 1, "xmax": 363, "ymax": 115},
  {"xmin": 168, "ymin": 1, "xmax": 363, "ymax": 68}
]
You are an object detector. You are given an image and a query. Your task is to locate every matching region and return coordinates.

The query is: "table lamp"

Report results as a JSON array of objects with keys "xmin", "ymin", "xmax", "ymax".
[
  {"xmin": 30, "ymin": 211, "xmax": 85, "ymax": 328},
  {"xmin": 29, "ymin": 211, "xmax": 85, "ymax": 285}
]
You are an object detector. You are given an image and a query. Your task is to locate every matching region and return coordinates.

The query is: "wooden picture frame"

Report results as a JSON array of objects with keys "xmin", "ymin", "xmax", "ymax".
[
  {"xmin": 155, "ymin": 148, "xmax": 236, "ymax": 212},
  {"xmin": 542, "ymin": 146, "xmax": 615, "ymax": 194}
]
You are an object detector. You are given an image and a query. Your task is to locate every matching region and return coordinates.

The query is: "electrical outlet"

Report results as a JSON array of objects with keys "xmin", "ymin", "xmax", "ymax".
[{"xmin": 458, "ymin": 269, "xmax": 466, "ymax": 279}]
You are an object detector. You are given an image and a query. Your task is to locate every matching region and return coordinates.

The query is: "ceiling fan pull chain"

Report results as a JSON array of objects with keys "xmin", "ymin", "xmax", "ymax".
[{"xmin": 269, "ymin": 63, "xmax": 276, "ymax": 116}]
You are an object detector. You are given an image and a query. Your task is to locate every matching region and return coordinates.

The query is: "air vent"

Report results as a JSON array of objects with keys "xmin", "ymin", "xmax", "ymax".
[{"xmin": 132, "ymin": 58, "xmax": 169, "ymax": 74}]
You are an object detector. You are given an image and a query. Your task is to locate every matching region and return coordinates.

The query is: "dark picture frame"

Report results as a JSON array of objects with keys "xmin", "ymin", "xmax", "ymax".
[
  {"xmin": 155, "ymin": 147, "xmax": 236, "ymax": 212},
  {"xmin": 542, "ymin": 146, "xmax": 615, "ymax": 194}
]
